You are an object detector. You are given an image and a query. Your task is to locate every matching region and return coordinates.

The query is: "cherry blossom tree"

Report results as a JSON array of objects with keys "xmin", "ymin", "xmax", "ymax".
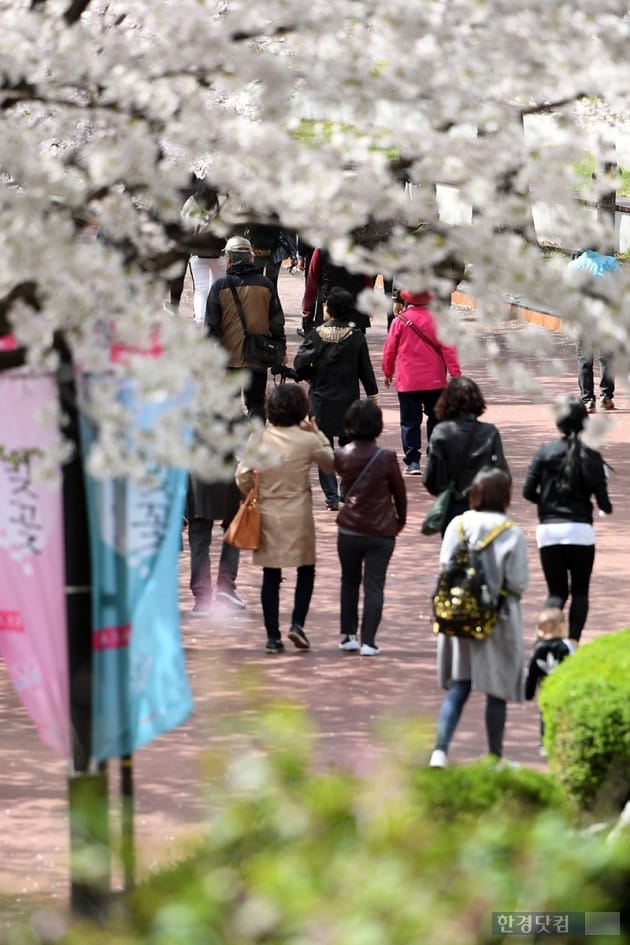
[{"xmin": 1, "ymin": 0, "xmax": 629, "ymax": 471}]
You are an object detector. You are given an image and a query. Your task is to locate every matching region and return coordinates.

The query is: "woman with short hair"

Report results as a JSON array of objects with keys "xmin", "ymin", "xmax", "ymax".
[
  {"xmin": 422, "ymin": 376, "xmax": 510, "ymax": 534},
  {"xmin": 430, "ymin": 467, "xmax": 528, "ymax": 767},
  {"xmin": 334, "ymin": 399, "xmax": 407, "ymax": 656},
  {"xmin": 235, "ymin": 383, "xmax": 334, "ymax": 654}
]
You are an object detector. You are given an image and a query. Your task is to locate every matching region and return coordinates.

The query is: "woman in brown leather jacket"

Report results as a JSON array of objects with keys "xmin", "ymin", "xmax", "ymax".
[{"xmin": 334, "ymin": 400, "xmax": 407, "ymax": 655}]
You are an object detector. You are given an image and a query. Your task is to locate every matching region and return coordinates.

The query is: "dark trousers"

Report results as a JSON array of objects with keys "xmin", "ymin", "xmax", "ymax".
[
  {"xmin": 337, "ymin": 532, "xmax": 395, "ymax": 646},
  {"xmin": 576, "ymin": 337, "xmax": 615, "ymax": 401},
  {"xmin": 188, "ymin": 518, "xmax": 240, "ymax": 603},
  {"xmin": 318, "ymin": 433, "xmax": 350, "ymax": 505},
  {"xmin": 227, "ymin": 367, "xmax": 268, "ymax": 422},
  {"xmin": 261, "ymin": 565, "xmax": 315, "ymax": 640},
  {"xmin": 539, "ymin": 543, "xmax": 595, "ymax": 641},
  {"xmin": 252, "ymin": 258, "xmax": 282, "ymax": 295},
  {"xmin": 435, "ymin": 680, "xmax": 506, "ymax": 757},
  {"xmin": 397, "ymin": 389, "xmax": 443, "ymax": 466}
]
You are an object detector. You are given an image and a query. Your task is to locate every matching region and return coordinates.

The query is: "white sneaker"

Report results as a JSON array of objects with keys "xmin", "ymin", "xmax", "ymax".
[
  {"xmin": 360, "ymin": 643, "xmax": 380, "ymax": 656},
  {"xmin": 429, "ymin": 749, "xmax": 447, "ymax": 768},
  {"xmin": 339, "ymin": 635, "xmax": 360, "ymax": 651}
]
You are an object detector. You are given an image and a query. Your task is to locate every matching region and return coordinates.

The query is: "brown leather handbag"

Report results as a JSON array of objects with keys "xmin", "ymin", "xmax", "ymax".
[{"xmin": 225, "ymin": 473, "xmax": 261, "ymax": 550}]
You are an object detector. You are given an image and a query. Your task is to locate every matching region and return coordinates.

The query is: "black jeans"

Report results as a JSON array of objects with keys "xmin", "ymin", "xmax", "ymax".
[
  {"xmin": 261, "ymin": 565, "xmax": 315, "ymax": 640},
  {"xmin": 188, "ymin": 518, "xmax": 240, "ymax": 603},
  {"xmin": 539, "ymin": 543, "xmax": 595, "ymax": 641},
  {"xmin": 397, "ymin": 389, "xmax": 442, "ymax": 466},
  {"xmin": 337, "ymin": 532, "xmax": 395, "ymax": 646}
]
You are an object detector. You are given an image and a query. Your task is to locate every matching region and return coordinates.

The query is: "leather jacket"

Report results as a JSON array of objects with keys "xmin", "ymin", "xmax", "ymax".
[
  {"xmin": 335, "ymin": 442, "xmax": 407, "ymax": 537},
  {"xmin": 523, "ymin": 437, "xmax": 612, "ymax": 524}
]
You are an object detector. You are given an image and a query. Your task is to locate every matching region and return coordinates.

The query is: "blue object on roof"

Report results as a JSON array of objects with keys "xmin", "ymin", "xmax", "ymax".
[{"xmin": 567, "ymin": 250, "xmax": 620, "ymax": 277}]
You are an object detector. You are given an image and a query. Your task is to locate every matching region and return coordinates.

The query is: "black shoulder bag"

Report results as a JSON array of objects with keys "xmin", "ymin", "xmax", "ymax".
[{"xmin": 228, "ymin": 280, "xmax": 285, "ymax": 368}]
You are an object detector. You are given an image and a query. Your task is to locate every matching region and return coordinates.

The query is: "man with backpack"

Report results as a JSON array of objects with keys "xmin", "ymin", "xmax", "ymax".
[{"xmin": 429, "ymin": 468, "xmax": 528, "ymax": 768}]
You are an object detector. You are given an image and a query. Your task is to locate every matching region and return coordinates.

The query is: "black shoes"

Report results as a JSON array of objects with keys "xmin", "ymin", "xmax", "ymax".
[
  {"xmin": 287, "ymin": 624, "xmax": 311, "ymax": 649},
  {"xmin": 265, "ymin": 638, "xmax": 285, "ymax": 654}
]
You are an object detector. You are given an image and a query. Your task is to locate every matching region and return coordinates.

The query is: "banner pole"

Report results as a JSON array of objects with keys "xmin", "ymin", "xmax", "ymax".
[
  {"xmin": 56, "ymin": 345, "xmax": 112, "ymax": 916},
  {"xmin": 120, "ymin": 754, "xmax": 135, "ymax": 891}
]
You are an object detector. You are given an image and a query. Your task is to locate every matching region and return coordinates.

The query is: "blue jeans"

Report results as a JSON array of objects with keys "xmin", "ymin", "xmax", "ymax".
[
  {"xmin": 435, "ymin": 679, "xmax": 506, "ymax": 757},
  {"xmin": 397, "ymin": 389, "xmax": 442, "ymax": 466},
  {"xmin": 337, "ymin": 532, "xmax": 395, "ymax": 646}
]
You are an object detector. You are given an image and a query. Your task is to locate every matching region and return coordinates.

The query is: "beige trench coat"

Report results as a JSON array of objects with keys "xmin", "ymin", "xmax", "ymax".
[{"xmin": 235, "ymin": 424, "xmax": 334, "ymax": 568}]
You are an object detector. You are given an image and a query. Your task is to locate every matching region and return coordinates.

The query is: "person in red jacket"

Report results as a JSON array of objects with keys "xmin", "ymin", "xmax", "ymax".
[{"xmin": 381, "ymin": 289, "xmax": 461, "ymax": 475}]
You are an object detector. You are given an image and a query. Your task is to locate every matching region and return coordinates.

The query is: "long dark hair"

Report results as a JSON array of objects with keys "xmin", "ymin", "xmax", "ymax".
[{"xmin": 554, "ymin": 397, "xmax": 588, "ymax": 494}]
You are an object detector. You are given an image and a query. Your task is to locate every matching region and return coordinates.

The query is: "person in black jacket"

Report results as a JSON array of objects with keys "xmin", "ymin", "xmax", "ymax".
[
  {"xmin": 422, "ymin": 377, "xmax": 510, "ymax": 534},
  {"xmin": 334, "ymin": 400, "xmax": 407, "ymax": 655},
  {"xmin": 293, "ymin": 288, "xmax": 379, "ymax": 510},
  {"xmin": 525, "ymin": 603, "xmax": 575, "ymax": 754},
  {"xmin": 522, "ymin": 396, "xmax": 612, "ymax": 642}
]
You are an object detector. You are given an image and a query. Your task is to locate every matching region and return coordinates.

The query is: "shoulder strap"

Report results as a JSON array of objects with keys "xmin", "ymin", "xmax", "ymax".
[
  {"xmin": 344, "ymin": 448, "xmax": 383, "ymax": 501},
  {"xmin": 396, "ymin": 312, "xmax": 446, "ymax": 367},
  {"xmin": 457, "ymin": 517, "xmax": 513, "ymax": 550},
  {"xmin": 227, "ymin": 278, "xmax": 249, "ymax": 335}
]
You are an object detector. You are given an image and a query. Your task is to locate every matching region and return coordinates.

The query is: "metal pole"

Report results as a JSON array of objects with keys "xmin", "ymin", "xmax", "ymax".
[
  {"xmin": 57, "ymin": 346, "xmax": 112, "ymax": 916},
  {"xmin": 120, "ymin": 754, "xmax": 135, "ymax": 891}
]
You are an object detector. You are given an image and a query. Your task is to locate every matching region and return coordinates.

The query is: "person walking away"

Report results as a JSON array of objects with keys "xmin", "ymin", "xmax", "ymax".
[
  {"xmin": 180, "ymin": 179, "xmax": 227, "ymax": 324},
  {"xmin": 235, "ymin": 384, "xmax": 334, "ymax": 654},
  {"xmin": 301, "ymin": 247, "xmax": 374, "ymax": 336},
  {"xmin": 206, "ymin": 235, "xmax": 286, "ymax": 422},
  {"xmin": 567, "ymin": 250, "xmax": 620, "ymax": 412},
  {"xmin": 293, "ymin": 287, "xmax": 379, "ymax": 510},
  {"xmin": 381, "ymin": 289, "xmax": 461, "ymax": 476},
  {"xmin": 524, "ymin": 603, "xmax": 575, "ymax": 755},
  {"xmin": 422, "ymin": 376, "xmax": 510, "ymax": 534},
  {"xmin": 429, "ymin": 468, "xmax": 528, "ymax": 767},
  {"xmin": 186, "ymin": 474, "xmax": 246, "ymax": 615},
  {"xmin": 243, "ymin": 221, "xmax": 297, "ymax": 301},
  {"xmin": 334, "ymin": 400, "xmax": 407, "ymax": 656},
  {"xmin": 522, "ymin": 395, "xmax": 612, "ymax": 642}
]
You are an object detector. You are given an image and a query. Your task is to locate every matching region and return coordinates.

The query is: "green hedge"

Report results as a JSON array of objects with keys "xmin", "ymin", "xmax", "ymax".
[
  {"xmin": 44, "ymin": 704, "xmax": 628, "ymax": 945},
  {"xmin": 539, "ymin": 628, "xmax": 630, "ymax": 814}
]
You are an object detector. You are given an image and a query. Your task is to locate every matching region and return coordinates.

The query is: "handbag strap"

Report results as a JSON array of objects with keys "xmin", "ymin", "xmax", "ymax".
[
  {"xmin": 396, "ymin": 311, "xmax": 446, "ymax": 368},
  {"xmin": 249, "ymin": 471, "xmax": 260, "ymax": 503},
  {"xmin": 343, "ymin": 447, "xmax": 383, "ymax": 501}
]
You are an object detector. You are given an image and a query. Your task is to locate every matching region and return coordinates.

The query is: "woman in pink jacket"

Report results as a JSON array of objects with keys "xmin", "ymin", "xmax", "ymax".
[{"xmin": 381, "ymin": 290, "xmax": 461, "ymax": 475}]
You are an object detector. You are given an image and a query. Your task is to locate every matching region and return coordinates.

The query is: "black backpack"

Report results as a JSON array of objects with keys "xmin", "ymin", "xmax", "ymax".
[{"xmin": 431, "ymin": 519, "xmax": 513, "ymax": 640}]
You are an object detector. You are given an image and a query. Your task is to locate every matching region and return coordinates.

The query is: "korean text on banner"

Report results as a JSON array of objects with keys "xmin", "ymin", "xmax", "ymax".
[{"xmin": 0, "ymin": 373, "xmax": 71, "ymax": 758}]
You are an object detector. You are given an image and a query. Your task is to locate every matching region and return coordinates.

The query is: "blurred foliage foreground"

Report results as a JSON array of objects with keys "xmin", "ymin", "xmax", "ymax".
[{"xmin": 41, "ymin": 701, "xmax": 627, "ymax": 945}]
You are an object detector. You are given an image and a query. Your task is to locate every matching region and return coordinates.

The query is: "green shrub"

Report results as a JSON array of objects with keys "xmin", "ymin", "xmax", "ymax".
[
  {"xmin": 539, "ymin": 628, "xmax": 630, "ymax": 814},
  {"xmin": 47, "ymin": 703, "xmax": 629, "ymax": 945}
]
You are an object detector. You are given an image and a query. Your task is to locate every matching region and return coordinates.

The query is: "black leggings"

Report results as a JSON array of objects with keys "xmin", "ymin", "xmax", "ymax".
[
  {"xmin": 539, "ymin": 543, "xmax": 595, "ymax": 642},
  {"xmin": 261, "ymin": 565, "xmax": 315, "ymax": 640}
]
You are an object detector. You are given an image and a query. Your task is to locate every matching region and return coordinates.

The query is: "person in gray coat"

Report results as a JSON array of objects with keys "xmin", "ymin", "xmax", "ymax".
[{"xmin": 429, "ymin": 467, "xmax": 529, "ymax": 767}]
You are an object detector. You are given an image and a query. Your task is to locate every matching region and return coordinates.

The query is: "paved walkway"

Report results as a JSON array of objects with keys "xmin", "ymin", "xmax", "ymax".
[{"xmin": 0, "ymin": 268, "xmax": 628, "ymax": 911}]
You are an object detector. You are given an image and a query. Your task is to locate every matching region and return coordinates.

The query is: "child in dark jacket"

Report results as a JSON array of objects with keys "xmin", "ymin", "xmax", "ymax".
[{"xmin": 525, "ymin": 603, "xmax": 575, "ymax": 755}]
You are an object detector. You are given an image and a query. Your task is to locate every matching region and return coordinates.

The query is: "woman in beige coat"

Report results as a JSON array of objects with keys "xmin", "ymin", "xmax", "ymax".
[{"xmin": 235, "ymin": 383, "xmax": 334, "ymax": 654}]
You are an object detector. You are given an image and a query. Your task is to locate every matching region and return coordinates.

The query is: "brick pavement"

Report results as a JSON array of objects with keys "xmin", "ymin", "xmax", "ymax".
[{"xmin": 0, "ymin": 266, "xmax": 627, "ymax": 911}]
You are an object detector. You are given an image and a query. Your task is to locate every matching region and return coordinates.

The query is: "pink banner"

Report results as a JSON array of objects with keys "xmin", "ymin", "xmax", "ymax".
[{"xmin": 0, "ymin": 373, "xmax": 70, "ymax": 758}]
